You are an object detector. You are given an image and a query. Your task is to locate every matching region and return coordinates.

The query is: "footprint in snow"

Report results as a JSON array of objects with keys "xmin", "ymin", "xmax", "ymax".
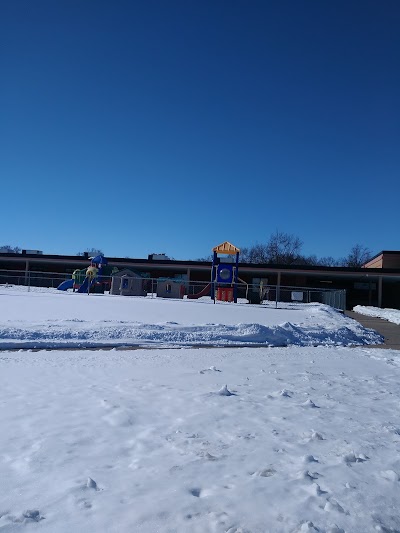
[
  {"xmin": 307, "ymin": 483, "xmax": 328, "ymax": 496},
  {"xmin": 217, "ymin": 385, "xmax": 236, "ymax": 396},
  {"xmin": 251, "ymin": 467, "xmax": 276, "ymax": 477},
  {"xmin": 310, "ymin": 431, "xmax": 324, "ymax": 440},
  {"xmin": 381, "ymin": 470, "xmax": 399, "ymax": 482},
  {"xmin": 2, "ymin": 510, "xmax": 45, "ymax": 524},
  {"xmin": 208, "ymin": 510, "xmax": 229, "ymax": 526},
  {"xmin": 343, "ymin": 452, "xmax": 369, "ymax": 465},
  {"xmin": 296, "ymin": 521, "xmax": 319, "ymax": 532},
  {"xmin": 76, "ymin": 498, "xmax": 92, "ymax": 509},
  {"xmin": 23, "ymin": 510, "xmax": 44, "ymax": 522},
  {"xmin": 200, "ymin": 366, "xmax": 221, "ymax": 374},
  {"xmin": 86, "ymin": 477, "xmax": 100, "ymax": 490},
  {"xmin": 303, "ymin": 454, "xmax": 319, "ymax": 463},
  {"xmin": 302, "ymin": 399, "xmax": 320, "ymax": 408},
  {"xmin": 237, "ymin": 432, "xmax": 256, "ymax": 440},
  {"xmin": 298, "ymin": 470, "xmax": 321, "ymax": 481},
  {"xmin": 300, "ymin": 431, "xmax": 324, "ymax": 443},
  {"xmin": 183, "ymin": 512, "xmax": 201, "ymax": 521},
  {"xmin": 189, "ymin": 487, "xmax": 215, "ymax": 498},
  {"xmin": 198, "ymin": 451, "xmax": 219, "ymax": 461},
  {"xmin": 324, "ymin": 499, "xmax": 346, "ymax": 514},
  {"xmin": 382, "ymin": 424, "xmax": 400, "ymax": 436}
]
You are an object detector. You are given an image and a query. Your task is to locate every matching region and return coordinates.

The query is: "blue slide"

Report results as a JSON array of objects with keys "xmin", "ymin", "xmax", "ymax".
[
  {"xmin": 77, "ymin": 256, "xmax": 108, "ymax": 294},
  {"xmin": 77, "ymin": 276, "xmax": 94, "ymax": 293},
  {"xmin": 57, "ymin": 279, "xmax": 74, "ymax": 291}
]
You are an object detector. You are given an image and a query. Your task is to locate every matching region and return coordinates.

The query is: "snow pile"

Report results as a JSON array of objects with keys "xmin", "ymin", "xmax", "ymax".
[
  {"xmin": 354, "ymin": 305, "xmax": 400, "ymax": 325},
  {"xmin": 0, "ymin": 287, "xmax": 383, "ymax": 348}
]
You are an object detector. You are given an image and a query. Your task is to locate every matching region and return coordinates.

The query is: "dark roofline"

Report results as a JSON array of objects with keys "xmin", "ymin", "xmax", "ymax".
[
  {"xmin": 0, "ymin": 252, "xmax": 211, "ymax": 267},
  {"xmin": 2, "ymin": 252, "xmax": 400, "ymax": 275}
]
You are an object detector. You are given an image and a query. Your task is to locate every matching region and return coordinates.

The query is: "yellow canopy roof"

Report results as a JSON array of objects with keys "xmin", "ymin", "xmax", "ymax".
[{"xmin": 212, "ymin": 241, "xmax": 240, "ymax": 255}]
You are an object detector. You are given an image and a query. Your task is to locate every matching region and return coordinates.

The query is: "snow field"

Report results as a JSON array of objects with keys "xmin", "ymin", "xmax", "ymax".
[
  {"xmin": 0, "ymin": 286, "xmax": 396, "ymax": 532},
  {"xmin": 1, "ymin": 346, "xmax": 400, "ymax": 532}
]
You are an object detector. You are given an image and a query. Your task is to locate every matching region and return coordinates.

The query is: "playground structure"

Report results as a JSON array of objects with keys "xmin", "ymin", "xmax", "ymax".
[
  {"xmin": 186, "ymin": 242, "xmax": 247, "ymax": 303},
  {"xmin": 110, "ymin": 269, "xmax": 148, "ymax": 296},
  {"xmin": 186, "ymin": 283, "xmax": 211, "ymax": 299},
  {"xmin": 57, "ymin": 255, "xmax": 110, "ymax": 294},
  {"xmin": 56, "ymin": 244, "xmax": 249, "ymax": 303},
  {"xmin": 156, "ymin": 279, "xmax": 186, "ymax": 299},
  {"xmin": 211, "ymin": 242, "xmax": 240, "ymax": 303}
]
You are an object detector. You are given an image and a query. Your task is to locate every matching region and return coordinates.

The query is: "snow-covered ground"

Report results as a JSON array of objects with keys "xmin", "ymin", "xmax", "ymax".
[
  {"xmin": 1, "ymin": 287, "xmax": 399, "ymax": 533},
  {"xmin": 0, "ymin": 286, "xmax": 382, "ymax": 349},
  {"xmin": 354, "ymin": 305, "xmax": 400, "ymax": 326}
]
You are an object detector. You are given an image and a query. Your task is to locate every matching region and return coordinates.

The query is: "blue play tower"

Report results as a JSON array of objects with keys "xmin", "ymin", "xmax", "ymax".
[{"xmin": 210, "ymin": 241, "xmax": 240, "ymax": 303}]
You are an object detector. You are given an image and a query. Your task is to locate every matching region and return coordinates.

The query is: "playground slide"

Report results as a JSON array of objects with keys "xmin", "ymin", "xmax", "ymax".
[
  {"xmin": 77, "ymin": 277, "xmax": 93, "ymax": 293},
  {"xmin": 57, "ymin": 279, "xmax": 74, "ymax": 291},
  {"xmin": 187, "ymin": 283, "xmax": 211, "ymax": 299}
]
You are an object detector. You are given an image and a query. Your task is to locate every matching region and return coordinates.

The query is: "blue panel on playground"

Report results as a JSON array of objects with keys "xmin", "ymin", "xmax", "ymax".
[
  {"xmin": 92, "ymin": 255, "xmax": 107, "ymax": 265},
  {"xmin": 217, "ymin": 264, "xmax": 233, "ymax": 283}
]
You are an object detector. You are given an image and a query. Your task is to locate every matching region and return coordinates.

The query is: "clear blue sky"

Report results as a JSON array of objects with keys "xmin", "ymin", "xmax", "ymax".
[{"xmin": 1, "ymin": 0, "xmax": 399, "ymax": 260}]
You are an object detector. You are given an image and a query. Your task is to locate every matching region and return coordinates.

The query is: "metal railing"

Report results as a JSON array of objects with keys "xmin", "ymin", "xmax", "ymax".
[
  {"xmin": 0, "ymin": 269, "xmax": 346, "ymax": 311},
  {"xmin": 258, "ymin": 285, "xmax": 346, "ymax": 311},
  {"xmin": 0, "ymin": 269, "xmax": 73, "ymax": 289}
]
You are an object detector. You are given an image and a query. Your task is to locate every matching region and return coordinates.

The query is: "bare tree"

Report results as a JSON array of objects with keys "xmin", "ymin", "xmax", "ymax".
[
  {"xmin": 0, "ymin": 245, "xmax": 21, "ymax": 253},
  {"xmin": 343, "ymin": 244, "xmax": 372, "ymax": 268},
  {"xmin": 235, "ymin": 234, "xmax": 303, "ymax": 264},
  {"xmin": 197, "ymin": 254, "xmax": 213, "ymax": 262},
  {"xmin": 77, "ymin": 248, "xmax": 104, "ymax": 257},
  {"xmin": 294, "ymin": 254, "xmax": 320, "ymax": 266},
  {"xmin": 317, "ymin": 256, "xmax": 343, "ymax": 267},
  {"xmin": 236, "ymin": 244, "xmax": 268, "ymax": 263},
  {"xmin": 196, "ymin": 236, "xmax": 370, "ymax": 268},
  {"xmin": 249, "ymin": 243, "xmax": 269, "ymax": 263},
  {"xmin": 265, "ymin": 231, "xmax": 303, "ymax": 264},
  {"xmin": 238, "ymin": 247, "xmax": 251, "ymax": 263}
]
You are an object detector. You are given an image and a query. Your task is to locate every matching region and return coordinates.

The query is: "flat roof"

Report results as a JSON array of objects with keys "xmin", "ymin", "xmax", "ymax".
[{"xmin": 2, "ymin": 252, "xmax": 400, "ymax": 277}]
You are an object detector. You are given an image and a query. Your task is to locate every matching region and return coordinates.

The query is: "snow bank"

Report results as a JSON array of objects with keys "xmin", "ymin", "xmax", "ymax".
[
  {"xmin": 0, "ymin": 287, "xmax": 383, "ymax": 348},
  {"xmin": 354, "ymin": 305, "xmax": 400, "ymax": 325}
]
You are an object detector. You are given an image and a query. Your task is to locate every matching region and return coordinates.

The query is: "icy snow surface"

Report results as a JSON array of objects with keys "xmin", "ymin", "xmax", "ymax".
[{"xmin": 0, "ymin": 286, "xmax": 398, "ymax": 533}]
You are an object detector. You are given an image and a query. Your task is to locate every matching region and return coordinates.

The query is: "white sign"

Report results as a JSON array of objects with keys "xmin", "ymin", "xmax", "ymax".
[{"xmin": 291, "ymin": 291, "xmax": 303, "ymax": 301}]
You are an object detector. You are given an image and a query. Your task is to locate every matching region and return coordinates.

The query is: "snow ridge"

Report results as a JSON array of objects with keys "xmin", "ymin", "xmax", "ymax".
[{"xmin": 0, "ymin": 318, "xmax": 382, "ymax": 349}]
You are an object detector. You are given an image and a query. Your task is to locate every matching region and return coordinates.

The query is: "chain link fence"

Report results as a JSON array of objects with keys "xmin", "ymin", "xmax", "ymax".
[
  {"xmin": 0, "ymin": 270, "xmax": 346, "ymax": 311},
  {"xmin": 0, "ymin": 269, "xmax": 73, "ymax": 289}
]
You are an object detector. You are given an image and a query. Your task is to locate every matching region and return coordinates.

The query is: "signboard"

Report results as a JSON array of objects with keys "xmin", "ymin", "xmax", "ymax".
[{"xmin": 291, "ymin": 291, "xmax": 304, "ymax": 301}]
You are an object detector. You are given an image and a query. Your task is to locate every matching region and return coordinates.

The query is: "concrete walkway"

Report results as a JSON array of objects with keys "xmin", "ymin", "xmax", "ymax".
[{"xmin": 346, "ymin": 311, "xmax": 400, "ymax": 350}]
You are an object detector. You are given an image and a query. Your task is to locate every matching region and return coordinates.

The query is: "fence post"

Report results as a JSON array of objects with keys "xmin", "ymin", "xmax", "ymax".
[{"xmin": 276, "ymin": 272, "xmax": 281, "ymax": 309}]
